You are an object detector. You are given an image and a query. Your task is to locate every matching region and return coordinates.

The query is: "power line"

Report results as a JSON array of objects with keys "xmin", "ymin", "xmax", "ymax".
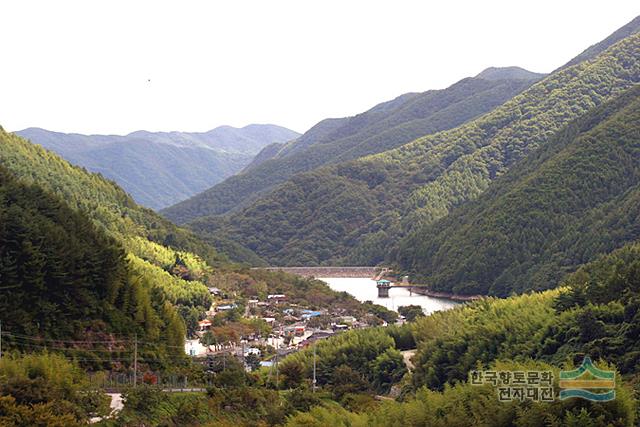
[
  {"xmin": 0, "ymin": 331, "xmax": 187, "ymax": 349},
  {"xmin": 0, "ymin": 331, "xmax": 129, "ymax": 344},
  {"xmin": 0, "ymin": 341, "xmax": 132, "ymax": 353}
]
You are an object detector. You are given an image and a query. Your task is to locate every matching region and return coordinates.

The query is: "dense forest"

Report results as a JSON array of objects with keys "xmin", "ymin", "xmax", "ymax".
[
  {"xmin": 165, "ymin": 16, "xmax": 640, "ymax": 230},
  {"xmin": 0, "ymin": 127, "xmax": 229, "ymax": 266},
  {"xmin": 0, "ymin": 164, "xmax": 186, "ymax": 365},
  {"xmin": 398, "ymin": 84, "xmax": 640, "ymax": 296},
  {"xmin": 0, "ymin": 128, "xmax": 229, "ymax": 335},
  {"xmin": 162, "ymin": 73, "xmax": 540, "ymax": 224},
  {"xmin": 185, "ymin": 32, "xmax": 640, "ymax": 267}
]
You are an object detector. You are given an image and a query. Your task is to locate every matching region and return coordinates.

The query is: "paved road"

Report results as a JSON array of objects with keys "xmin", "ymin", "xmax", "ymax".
[
  {"xmin": 108, "ymin": 393, "xmax": 124, "ymax": 412},
  {"xmin": 401, "ymin": 349, "xmax": 416, "ymax": 370}
]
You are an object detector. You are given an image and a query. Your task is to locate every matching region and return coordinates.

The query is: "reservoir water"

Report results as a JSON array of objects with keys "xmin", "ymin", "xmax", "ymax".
[{"xmin": 319, "ymin": 277, "xmax": 458, "ymax": 315}]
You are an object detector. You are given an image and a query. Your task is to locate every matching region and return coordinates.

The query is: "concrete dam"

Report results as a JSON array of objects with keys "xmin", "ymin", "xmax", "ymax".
[{"xmin": 256, "ymin": 266, "xmax": 381, "ymax": 278}]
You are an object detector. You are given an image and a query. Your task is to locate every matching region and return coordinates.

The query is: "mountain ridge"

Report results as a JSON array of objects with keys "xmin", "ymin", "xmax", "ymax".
[
  {"xmin": 475, "ymin": 66, "xmax": 546, "ymax": 81},
  {"xmin": 185, "ymin": 30, "xmax": 640, "ymax": 267},
  {"xmin": 17, "ymin": 124, "xmax": 300, "ymax": 210},
  {"xmin": 397, "ymin": 84, "xmax": 640, "ymax": 296},
  {"xmin": 163, "ymin": 71, "xmax": 542, "ymax": 223}
]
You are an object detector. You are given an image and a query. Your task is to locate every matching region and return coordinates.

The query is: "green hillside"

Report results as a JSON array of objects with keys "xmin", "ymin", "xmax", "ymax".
[
  {"xmin": 163, "ymin": 74, "xmax": 539, "ymax": 223},
  {"xmin": 0, "ymin": 165, "xmax": 185, "ymax": 364},
  {"xmin": 409, "ymin": 238, "xmax": 640, "ymax": 391},
  {"xmin": 0, "ymin": 127, "xmax": 376, "ymax": 336},
  {"xmin": 0, "ymin": 127, "xmax": 229, "ymax": 266},
  {"xmin": 0, "ymin": 128, "xmax": 254, "ymax": 336},
  {"xmin": 283, "ymin": 240, "xmax": 640, "ymax": 425},
  {"xmin": 398, "ymin": 85, "xmax": 640, "ymax": 296},
  {"xmin": 188, "ymin": 32, "xmax": 640, "ymax": 267}
]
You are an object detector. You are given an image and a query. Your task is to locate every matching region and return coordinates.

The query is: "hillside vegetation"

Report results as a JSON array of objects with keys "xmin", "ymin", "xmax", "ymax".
[
  {"xmin": 408, "ymin": 239, "xmax": 640, "ymax": 394},
  {"xmin": 18, "ymin": 124, "xmax": 299, "ymax": 209},
  {"xmin": 0, "ymin": 127, "xmax": 379, "ymax": 339},
  {"xmin": 280, "ymin": 240, "xmax": 640, "ymax": 426},
  {"xmin": 398, "ymin": 84, "xmax": 640, "ymax": 296},
  {"xmin": 0, "ymin": 165, "xmax": 186, "ymax": 364},
  {"xmin": 163, "ymin": 73, "xmax": 540, "ymax": 223},
  {"xmin": 0, "ymin": 127, "xmax": 227, "ymax": 265},
  {"xmin": 188, "ymin": 32, "xmax": 640, "ymax": 267},
  {"xmin": 0, "ymin": 129, "xmax": 249, "ymax": 337}
]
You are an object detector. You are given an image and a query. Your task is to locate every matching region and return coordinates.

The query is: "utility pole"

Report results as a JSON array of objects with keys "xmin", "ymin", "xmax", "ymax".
[
  {"xmin": 133, "ymin": 334, "xmax": 138, "ymax": 387},
  {"xmin": 275, "ymin": 352, "xmax": 279, "ymax": 390},
  {"xmin": 0, "ymin": 320, "xmax": 3, "ymax": 360},
  {"xmin": 242, "ymin": 342, "xmax": 246, "ymax": 370},
  {"xmin": 313, "ymin": 340, "xmax": 317, "ymax": 393}
]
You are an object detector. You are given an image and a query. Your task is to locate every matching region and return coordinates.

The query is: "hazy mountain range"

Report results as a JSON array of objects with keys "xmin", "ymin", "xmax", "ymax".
[{"xmin": 16, "ymin": 124, "xmax": 300, "ymax": 209}]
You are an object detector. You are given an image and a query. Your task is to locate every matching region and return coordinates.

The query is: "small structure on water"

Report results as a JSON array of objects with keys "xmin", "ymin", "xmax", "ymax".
[{"xmin": 376, "ymin": 279, "xmax": 391, "ymax": 298}]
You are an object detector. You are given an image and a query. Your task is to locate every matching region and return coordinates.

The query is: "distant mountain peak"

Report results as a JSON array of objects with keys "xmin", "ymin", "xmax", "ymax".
[
  {"xmin": 475, "ymin": 66, "xmax": 546, "ymax": 81},
  {"xmin": 16, "ymin": 124, "xmax": 300, "ymax": 210}
]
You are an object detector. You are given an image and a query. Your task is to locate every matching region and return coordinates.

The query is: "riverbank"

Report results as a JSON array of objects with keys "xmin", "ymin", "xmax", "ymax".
[{"xmin": 408, "ymin": 287, "xmax": 483, "ymax": 301}]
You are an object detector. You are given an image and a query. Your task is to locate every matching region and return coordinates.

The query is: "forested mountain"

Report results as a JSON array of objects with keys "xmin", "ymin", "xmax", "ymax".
[
  {"xmin": 242, "ymin": 141, "xmax": 285, "ymax": 171},
  {"xmin": 0, "ymin": 127, "xmax": 241, "ymax": 347},
  {"xmin": 0, "ymin": 127, "xmax": 227, "ymax": 265},
  {"xmin": 10, "ymin": 6, "xmax": 640, "ymax": 426},
  {"xmin": 162, "ymin": 71, "xmax": 541, "ymax": 223},
  {"xmin": 186, "ymin": 31, "xmax": 640, "ymax": 267},
  {"xmin": 0, "ymin": 164, "xmax": 186, "ymax": 363},
  {"xmin": 0, "ymin": 126, "xmax": 374, "ymax": 345},
  {"xmin": 398, "ymin": 85, "xmax": 640, "ymax": 296},
  {"xmin": 17, "ymin": 124, "xmax": 299, "ymax": 210}
]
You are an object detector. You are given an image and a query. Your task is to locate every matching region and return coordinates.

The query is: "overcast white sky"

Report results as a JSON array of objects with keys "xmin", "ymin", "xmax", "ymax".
[{"xmin": 1, "ymin": 1, "xmax": 638, "ymax": 135}]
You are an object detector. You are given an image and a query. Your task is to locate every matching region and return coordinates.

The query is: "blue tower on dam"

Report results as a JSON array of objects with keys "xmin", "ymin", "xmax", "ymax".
[{"xmin": 376, "ymin": 279, "xmax": 391, "ymax": 298}]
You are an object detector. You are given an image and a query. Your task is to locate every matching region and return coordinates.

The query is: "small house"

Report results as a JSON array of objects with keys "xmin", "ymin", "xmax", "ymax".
[
  {"xmin": 198, "ymin": 319, "xmax": 212, "ymax": 332},
  {"xmin": 301, "ymin": 310, "xmax": 322, "ymax": 320},
  {"xmin": 267, "ymin": 294, "xmax": 286, "ymax": 303}
]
